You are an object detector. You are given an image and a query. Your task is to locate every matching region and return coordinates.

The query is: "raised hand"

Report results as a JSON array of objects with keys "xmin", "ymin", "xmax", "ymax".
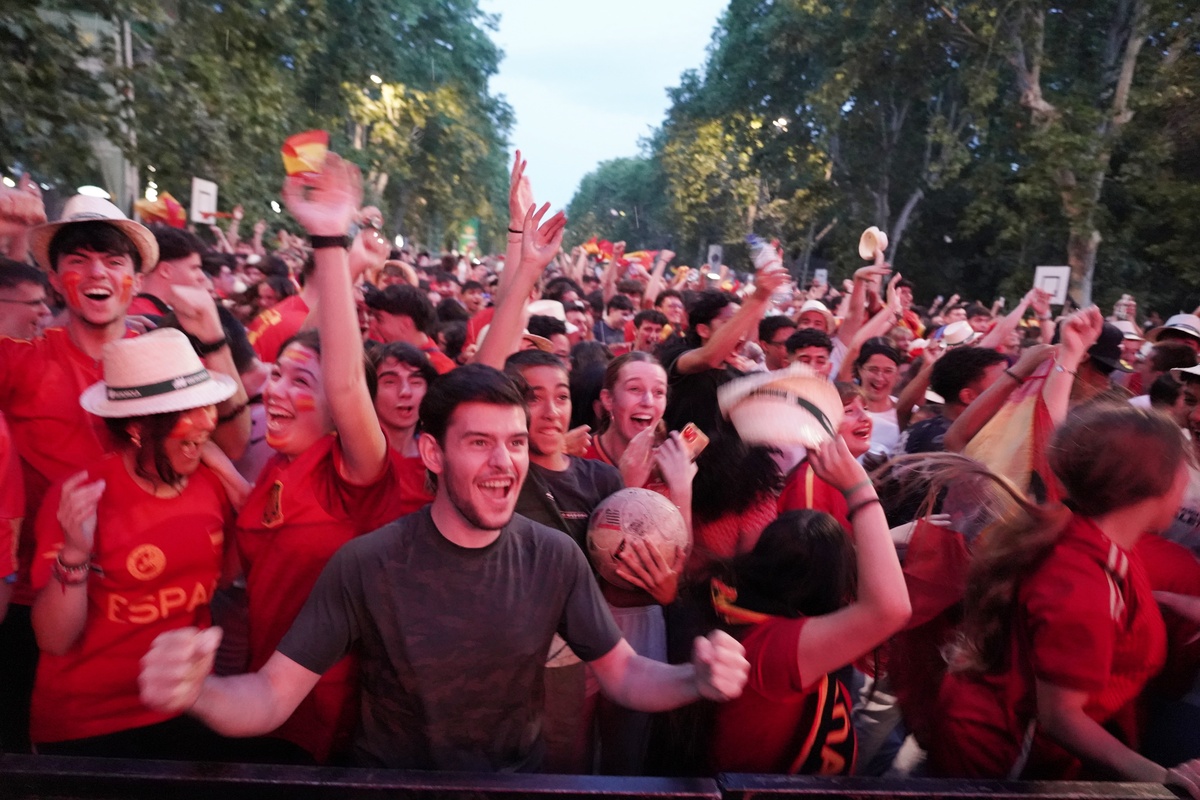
[
  {"xmin": 885, "ymin": 272, "xmax": 904, "ymax": 317},
  {"xmin": 280, "ymin": 152, "xmax": 363, "ymax": 237},
  {"xmin": 692, "ymin": 630, "xmax": 749, "ymax": 702},
  {"xmin": 518, "ymin": 203, "xmax": 567, "ymax": 274},
  {"xmin": 57, "ymin": 472, "xmax": 105, "ymax": 564},
  {"xmin": 563, "ymin": 425, "xmax": 592, "ymax": 457},
  {"xmin": 1011, "ymin": 342, "xmax": 1055, "ymax": 379},
  {"xmin": 1025, "ymin": 287, "xmax": 1052, "ymax": 319},
  {"xmin": 169, "ymin": 284, "xmax": 225, "ymax": 343},
  {"xmin": 1058, "ymin": 306, "xmax": 1104, "ymax": 362},
  {"xmin": 139, "ymin": 626, "xmax": 222, "ymax": 714},
  {"xmin": 617, "ymin": 424, "xmax": 657, "ymax": 489},
  {"xmin": 509, "ymin": 150, "xmax": 534, "ymax": 228},
  {"xmin": 654, "ymin": 432, "xmax": 697, "ymax": 497}
]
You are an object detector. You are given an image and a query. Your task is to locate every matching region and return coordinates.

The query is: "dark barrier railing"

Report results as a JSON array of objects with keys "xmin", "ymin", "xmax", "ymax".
[
  {"xmin": 718, "ymin": 773, "xmax": 1178, "ymax": 800},
  {"xmin": 0, "ymin": 755, "xmax": 1180, "ymax": 800}
]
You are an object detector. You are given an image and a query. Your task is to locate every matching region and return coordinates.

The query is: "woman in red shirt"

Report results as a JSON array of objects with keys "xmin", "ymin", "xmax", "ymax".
[
  {"xmin": 371, "ymin": 341, "xmax": 438, "ymax": 517},
  {"xmin": 705, "ymin": 435, "xmax": 911, "ymax": 774},
  {"xmin": 31, "ymin": 328, "xmax": 238, "ymax": 757},
  {"xmin": 931, "ymin": 404, "xmax": 1200, "ymax": 794}
]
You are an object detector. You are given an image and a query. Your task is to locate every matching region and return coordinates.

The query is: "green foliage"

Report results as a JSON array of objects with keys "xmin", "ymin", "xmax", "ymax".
[{"xmin": 565, "ymin": 156, "xmax": 671, "ymax": 250}]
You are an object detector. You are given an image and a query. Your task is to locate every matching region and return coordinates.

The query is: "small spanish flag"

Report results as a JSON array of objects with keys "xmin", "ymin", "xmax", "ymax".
[{"xmin": 281, "ymin": 130, "xmax": 329, "ymax": 176}]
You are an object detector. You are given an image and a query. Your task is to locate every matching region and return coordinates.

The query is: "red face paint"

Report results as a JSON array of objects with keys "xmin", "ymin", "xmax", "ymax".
[
  {"xmin": 61, "ymin": 272, "xmax": 84, "ymax": 310},
  {"xmin": 168, "ymin": 407, "xmax": 217, "ymax": 439},
  {"xmin": 119, "ymin": 274, "xmax": 135, "ymax": 304},
  {"xmin": 294, "ymin": 393, "xmax": 317, "ymax": 412}
]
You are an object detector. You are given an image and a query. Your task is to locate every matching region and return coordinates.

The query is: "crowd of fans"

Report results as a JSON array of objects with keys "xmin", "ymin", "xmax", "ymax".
[{"xmin": 3, "ymin": 148, "xmax": 1200, "ymax": 793}]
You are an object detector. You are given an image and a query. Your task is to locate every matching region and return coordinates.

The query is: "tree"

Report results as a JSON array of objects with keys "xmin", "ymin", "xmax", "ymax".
[{"xmin": 565, "ymin": 155, "xmax": 671, "ymax": 249}]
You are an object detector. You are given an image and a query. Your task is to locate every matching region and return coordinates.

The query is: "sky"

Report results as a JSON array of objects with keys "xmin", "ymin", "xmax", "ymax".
[{"xmin": 481, "ymin": 0, "xmax": 730, "ymax": 211}]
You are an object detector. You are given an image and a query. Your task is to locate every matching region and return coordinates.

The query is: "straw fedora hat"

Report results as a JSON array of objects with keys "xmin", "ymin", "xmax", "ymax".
[
  {"xmin": 718, "ymin": 363, "xmax": 844, "ymax": 447},
  {"xmin": 80, "ymin": 329, "xmax": 237, "ymax": 418},
  {"xmin": 30, "ymin": 194, "xmax": 159, "ymax": 273}
]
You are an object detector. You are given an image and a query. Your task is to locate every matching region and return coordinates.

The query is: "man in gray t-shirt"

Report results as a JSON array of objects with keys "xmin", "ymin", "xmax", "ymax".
[{"xmin": 139, "ymin": 365, "xmax": 750, "ymax": 770}]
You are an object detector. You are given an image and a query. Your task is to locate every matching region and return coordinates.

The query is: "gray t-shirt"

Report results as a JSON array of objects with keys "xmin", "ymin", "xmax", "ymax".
[{"xmin": 278, "ymin": 506, "xmax": 623, "ymax": 771}]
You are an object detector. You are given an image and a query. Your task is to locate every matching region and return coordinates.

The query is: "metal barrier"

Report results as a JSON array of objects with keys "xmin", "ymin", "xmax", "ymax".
[{"xmin": 0, "ymin": 755, "xmax": 1179, "ymax": 800}]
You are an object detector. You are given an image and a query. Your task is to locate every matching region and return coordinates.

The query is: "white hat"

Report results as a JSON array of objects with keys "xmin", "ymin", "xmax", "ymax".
[
  {"xmin": 1148, "ymin": 314, "xmax": 1200, "ymax": 344},
  {"xmin": 796, "ymin": 299, "xmax": 835, "ymax": 332},
  {"xmin": 858, "ymin": 226, "xmax": 889, "ymax": 260},
  {"xmin": 1112, "ymin": 319, "xmax": 1144, "ymax": 341},
  {"xmin": 718, "ymin": 363, "xmax": 844, "ymax": 448},
  {"xmin": 30, "ymin": 194, "xmax": 159, "ymax": 273},
  {"xmin": 80, "ymin": 329, "xmax": 237, "ymax": 418},
  {"xmin": 939, "ymin": 320, "xmax": 978, "ymax": 347},
  {"xmin": 527, "ymin": 299, "xmax": 579, "ymax": 334}
]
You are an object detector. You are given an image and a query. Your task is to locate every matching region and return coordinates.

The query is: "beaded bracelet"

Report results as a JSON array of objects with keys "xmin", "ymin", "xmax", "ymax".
[{"xmin": 51, "ymin": 552, "xmax": 91, "ymax": 590}]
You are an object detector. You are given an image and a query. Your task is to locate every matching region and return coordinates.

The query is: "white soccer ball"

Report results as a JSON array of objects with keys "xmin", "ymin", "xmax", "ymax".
[{"xmin": 587, "ymin": 488, "xmax": 689, "ymax": 591}]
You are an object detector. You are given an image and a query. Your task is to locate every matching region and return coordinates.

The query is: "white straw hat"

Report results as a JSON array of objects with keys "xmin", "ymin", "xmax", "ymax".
[
  {"xmin": 796, "ymin": 299, "xmax": 835, "ymax": 331},
  {"xmin": 80, "ymin": 328, "xmax": 237, "ymax": 418},
  {"xmin": 1148, "ymin": 314, "xmax": 1200, "ymax": 344},
  {"xmin": 718, "ymin": 363, "xmax": 844, "ymax": 447},
  {"xmin": 527, "ymin": 299, "xmax": 579, "ymax": 334},
  {"xmin": 1112, "ymin": 320, "xmax": 1144, "ymax": 341},
  {"xmin": 30, "ymin": 194, "xmax": 159, "ymax": 273}
]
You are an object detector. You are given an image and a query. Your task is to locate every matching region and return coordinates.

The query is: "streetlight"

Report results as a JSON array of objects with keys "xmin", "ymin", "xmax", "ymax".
[
  {"xmin": 773, "ymin": 117, "xmax": 789, "ymax": 131},
  {"xmin": 270, "ymin": 201, "xmax": 282, "ymax": 214},
  {"xmin": 369, "ymin": 74, "xmax": 383, "ymax": 85}
]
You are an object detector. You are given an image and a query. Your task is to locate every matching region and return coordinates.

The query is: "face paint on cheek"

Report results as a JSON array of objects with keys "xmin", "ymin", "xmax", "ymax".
[
  {"xmin": 119, "ymin": 275, "xmax": 134, "ymax": 304},
  {"xmin": 61, "ymin": 272, "xmax": 84, "ymax": 310},
  {"xmin": 293, "ymin": 392, "xmax": 317, "ymax": 413},
  {"xmin": 169, "ymin": 415, "xmax": 198, "ymax": 440}
]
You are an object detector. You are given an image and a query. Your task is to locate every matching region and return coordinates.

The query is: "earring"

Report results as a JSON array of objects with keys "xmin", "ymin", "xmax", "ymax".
[{"xmin": 130, "ymin": 432, "xmax": 142, "ymax": 449}]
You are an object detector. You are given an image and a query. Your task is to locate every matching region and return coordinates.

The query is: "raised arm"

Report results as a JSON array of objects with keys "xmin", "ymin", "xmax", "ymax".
[
  {"xmin": 943, "ymin": 343, "xmax": 1054, "ymax": 452},
  {"xmin": 281, "ymin": 153, "xmax": 387, "ymax": 484},
  {"xmin": 836, "ymin": 261, "xmax": 891, "ymax": 346},
  {"xmin": 494, "ymin": 151, "xmax": 535, "ymax": 307},
  {"xmin": 836, "ymin": 274, "xmax": 903, "ymax": 381},
  {"xmin": 601, "ymin": 242, "xmax": 625, "ymax": 303},
  {"xmin": 473, "ymin": 203, "xmax": 566, "ymax": 369},
  {"xmin": 1042, "ymin": 307, "xmax": 1104, "ymax": 427},
  {"xmin": 589, "ymin": 630, "xmax": 748, "ymax": 712},
  {"xmin": 792, "ymin": 438, "xmax": 911, "ymax": 681},
  {"xmin": 675, "ymin": 267, "xmax": 788, "ymax": 375},
  {"xmin": 895, "ymin": 344, "xmax": 944, "ymax": 431}
]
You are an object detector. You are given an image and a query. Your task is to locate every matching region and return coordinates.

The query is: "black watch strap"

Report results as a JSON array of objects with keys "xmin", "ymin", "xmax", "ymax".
[{"xmin": 309, "ymin": 234, "xmax": 352, "ymax": 250}]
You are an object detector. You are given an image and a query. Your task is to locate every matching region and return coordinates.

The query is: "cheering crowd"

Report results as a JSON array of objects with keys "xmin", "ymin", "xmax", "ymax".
[{"xmin": 4, "ymin": 147, "xmax": 1200, "ymax": 792}]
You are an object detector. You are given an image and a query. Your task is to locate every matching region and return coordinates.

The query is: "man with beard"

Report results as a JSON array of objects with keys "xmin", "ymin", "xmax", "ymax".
[{"xmin": 140, "ymin": 364, "xmax": 749, "ymax": 772}]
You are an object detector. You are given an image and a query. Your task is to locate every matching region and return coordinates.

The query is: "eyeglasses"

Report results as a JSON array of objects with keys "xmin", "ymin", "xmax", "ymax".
[
  {"xmin": 767, "ymin": 339, "xmax": 790, "ymax": 347},
  {"xmin": 0, "ymin": 297, "xmax": 49, "ymax": 308},
  {"xmin": 861, "ymin": 366, "xmax": 898, "ymax": 378}
]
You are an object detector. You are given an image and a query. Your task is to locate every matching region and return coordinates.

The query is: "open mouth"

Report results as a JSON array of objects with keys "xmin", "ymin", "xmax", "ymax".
[
  {"xmin": 629, "ymin": 414, "xmax": 654, "ymax": 429},
  {"xmin": 82, "ymin": 287, "xmax": 113, "ymax": 302},
  {"xmin": 852, "ymin": 424, "xmax": 872, "ymax": 440},
  {"xmin": 478, "ymin": 476, "xmax": 515, "ymax": 500}
]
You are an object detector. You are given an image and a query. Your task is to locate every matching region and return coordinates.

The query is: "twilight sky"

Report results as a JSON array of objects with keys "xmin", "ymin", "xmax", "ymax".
[{"xmin": 482, "ymin": 0, "xmax": 729, "ymax": 210}]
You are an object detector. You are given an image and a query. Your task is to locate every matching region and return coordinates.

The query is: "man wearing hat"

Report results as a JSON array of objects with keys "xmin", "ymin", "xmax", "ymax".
[{"xmin": 0, "ymin": 194, "xmax": 246, "ymax": 752}]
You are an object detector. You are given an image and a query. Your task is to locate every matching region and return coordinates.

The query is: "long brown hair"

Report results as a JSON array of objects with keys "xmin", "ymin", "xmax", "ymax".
[
  {"xmin": 950, "ymin": 404, "xmax": 1186, "ymax": 674},
  {"xmin": 595, "ymin": 351, "xmax": 665, "ymax": 434}
]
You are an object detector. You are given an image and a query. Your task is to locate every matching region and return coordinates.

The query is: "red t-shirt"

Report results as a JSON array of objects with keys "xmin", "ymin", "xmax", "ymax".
[
  {"xmin": 580, "ymin": 437, "xmax": 670, "ymax": 497},
  {"xmin": 1135, "ymin": 534, "xmax": 1200, "ymax": 697},
  {"xmin": 236, "ymin": 434, "xmax": 412, "ymax": 761},
  {"xmin": 931, "ymin": 516, "xmax": 1166, "ymax": 779},
  {"xmin": 710, "ymin": 617, "xmax": 856, "ymax": 774},
  {"xmin": 0, "ymin": 329, "xmax": 130, "ymax": 603},
  {"xmin": 388, "ymin": 446, "xmax": 434, "ymax": 517},
  {"xmin": 464, "ymin": 306, "xmax": 495, "ymax": 348},
  {"xmin": 421, "ymin": 342, "xmax": 456, "ymax": 375},
  {"xmin": 29, "ymin": 453, "xmax": 231, "ymax": 743},
  {"xmin": 777, "ymin": 461, "xmax": 851, "ymax": 532},
  {"xmin": 126, "ymin": 294, "xmax": 170, "ymax": 318},
  {"xmin": 0, "ymin": 411, "xmax": 22, "ymax": 576},
  {"xmin": 246, "ymin": 295, "xmax": 309, "ymax": 363}
]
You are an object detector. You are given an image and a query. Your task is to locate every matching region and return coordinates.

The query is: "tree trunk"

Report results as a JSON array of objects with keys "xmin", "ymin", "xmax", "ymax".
[{"xmin": 1066, "ymin": 228, "xmax": 1100, "ymax": 307}]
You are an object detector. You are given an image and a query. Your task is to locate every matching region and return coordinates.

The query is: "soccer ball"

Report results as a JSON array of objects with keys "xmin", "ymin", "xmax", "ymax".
[{"xmin": 587, "ymin": 488, "xmax": 689, "ymax": 591}]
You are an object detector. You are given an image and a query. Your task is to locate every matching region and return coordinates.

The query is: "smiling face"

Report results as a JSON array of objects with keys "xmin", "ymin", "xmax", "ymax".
[
  {"xmin": 658, "ymin": 296, "xmax": 686, "ymax": 327},
  {"xmin": 422, "ymin": 402, "xmax": 529, "ymax": 532},
  {"xmin": 602, "ymin": 360, "xmax": 668, "ymax": 446},
  {"xmin": 374, "ymin": 357, "xmax": 429, "ymax": 435},
  {"xmin": 792, "ymin": 346, "xmax": 832, "ymax": 379},
  {"xmin": 520, "ymin": 365, "xmax": 571, "ymax": 457},
  {"xmin": 0, "ymin": 280, "xmax": 51, "ymax": 339},
  {"xmin": 859, "ymin": 354, "xmax": 900, "ymax": 404},
  {"xmin": 159, "ymin": 405, "xmax": 218, "ymax": 477},
  {"xmin": 838, "ymin": 395, "xmax": 873, "ymax": 458},
  {"xmin": 264, "ymin": 343, "xmax": 334, "ymax": 456},
  {"xmin": 51, "ymin": 246, "xmax": 139, "ymax": 329},
  {"xmin": 634, "ymin": 320, "xmax": 664, "ymax": 353}
]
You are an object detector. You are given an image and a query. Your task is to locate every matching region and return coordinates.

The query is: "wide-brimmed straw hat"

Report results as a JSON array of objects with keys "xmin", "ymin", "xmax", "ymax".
[
  {"xmin": 1148, "ymin": 313, "xmax": 1200, "ymax": 344},
  {"xmin": 718, "ymin": 363, "xmax": 844, "ymax": 448},
  {"xmin": 80, "ymin": 329, "xmax": 237, "ymax": 418},
  {"xmin": 30, "ymin": 194, "xmax": 159, "ymax": 273},
  {"xmin": 527, "ymin": 299, "xmax": 580, "ymax": 335}
]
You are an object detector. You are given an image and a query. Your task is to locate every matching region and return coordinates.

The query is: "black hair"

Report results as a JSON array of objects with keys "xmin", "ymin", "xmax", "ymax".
[
  {"xmin": 571, "ymin": 363, "xmax": 607, "ymax": 431},
  {"xmin": 710, "ymin": 510, "xmax": 855, "ymax": 619},
  {"xmin": 259, "ymin": 274, "xmax": 297, "ymax": 304},
  {"xmin": 1149, "ymin": 341, "xmax": 1197, "ymax": 374},
  {"xmin": 200, "ymin": 251, "xmax": 237, "ymax": 278},
  {"xmin": 433, "ymin": 270, "xmax": 460, "ymax": 287},
  {"xmin": 854, "ymin": 337, "xmax": 901, "ymax": 368},
  {"xmin": 105, "ymin": 409, "xmax": 188, "ymax": 488},
  {"xmin": 571, "ymin": 340, "xmax": 613, "ymax": 373},
  {"xmin": 462, "ymin": 280, "xmax": 484, "ymax": 293},
  {"xmin": 544, "ymin": 276, "xmax": 583, "ymax": 303},
  {"xmin": 419, "ymin": 363, "xmax": 528, "ymax": 446},
  {"xmin": 964, "ymin": 303, "xmax": 991, "ymax": 320},
  {"xmin": 633, "ymin": 309, "xmax": 668, "ymax": 329},
  {"xmin": 655, "ymin": 288, "xmax": 683, "ymax": 307},
  {"xmin": 149, "ymin": 225, "xmax": 204, "ymax": 263},
  {"xmin": 1149, "ymin": 373, "xmax": 1183, "ymax": 409},
  {"xmin": 369, "ymin": 284, "xmax": 436, "ymax": 335},
  {"xmin": 686, "ymin": 290, "xmax": 737, "ymax": 346},
  {"xmin": 584, "ymin": 289, "xmax": 605, "ymax": 315},
  {"xmin": 616, "ymin": 279, "xmax": 645, "ymax": 297},
  {"xmin": 436, "ymin": 297, "xmax": 471, "ymax": 323},
  {"xmin": 48, "ymin": 221, "xmax": 142, "ymax": 273},
  {"xmin": 929, "ymin": 346, "xmax": 1009, "ymax": 406},
  {"xmin": 896, "ymin": 278, "xmax": 915, "ymax": 291},
  {"xmin": 606, "ymin": 294, "xmax": 635, "ymax": 313},
  {"xmin": 758, "ymin": 315, "xmax": 796, "ymax": 342},
  {"xmin": 438, "ymin": 320, "xmax": 468, "ymax": 363},
  {"xmin": 503, "ymin": 350, "xmax": 569, "ymax": 402},
  {"xmin": 0, "ymin": 258, "xmax": 48, "ymax": 290},
  {"xmin": 278, "ymin": 328, "xmax": 378, "ymax": 401},
  {"xmin": 786, "ymin": 328, "xmax": 833, "ymax": 355},
  {"xmin": 370, "ymin": 340, "xmax": 439, "ymax": 387},
  {"xmin": 527, "ymin": 314, "xmax": 568, "ymax": 339}
]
